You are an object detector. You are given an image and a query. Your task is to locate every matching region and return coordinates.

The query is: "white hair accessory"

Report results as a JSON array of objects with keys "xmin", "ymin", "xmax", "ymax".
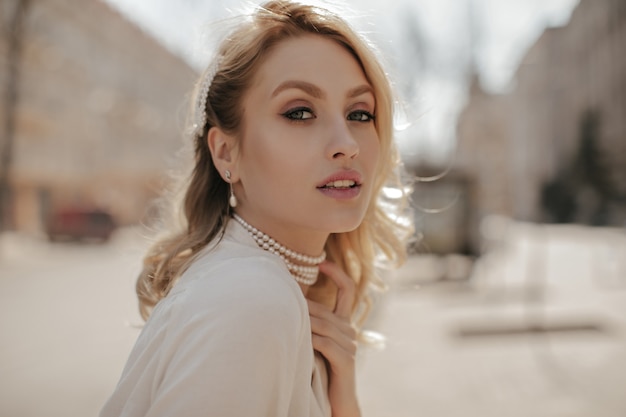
[{"xmin": 192, "ymin": 56, "xmax": 222, "ymax": 137}]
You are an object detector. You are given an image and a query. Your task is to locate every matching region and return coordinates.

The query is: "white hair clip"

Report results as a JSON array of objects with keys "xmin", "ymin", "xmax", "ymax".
[{"xmin": 192, "ymin": 56, "xmax": 222, "ymax": 137}]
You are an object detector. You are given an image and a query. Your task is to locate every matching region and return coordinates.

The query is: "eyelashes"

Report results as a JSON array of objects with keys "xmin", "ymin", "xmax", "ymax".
[
  {"xmin": 281, "ymin": 107, "xmax": 376, "ymax": 123},
  {"xmin": 347, "ymin": 110, "xmax": 376, "ymax": 122},
  {"xmin": 282, "ymin": 107, "xmax": 315, "ymax": 121}
]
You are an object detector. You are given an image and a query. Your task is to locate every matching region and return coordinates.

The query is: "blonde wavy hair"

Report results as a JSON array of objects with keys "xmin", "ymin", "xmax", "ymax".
[{"xmin": 137, "ymin": 0, "xmax": 413, "ymax": 326}]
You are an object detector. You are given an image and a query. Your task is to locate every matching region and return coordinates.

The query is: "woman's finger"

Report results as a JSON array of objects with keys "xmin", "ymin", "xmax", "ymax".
[
  {"xmin": 309, "ymin": 315, "xmax": 357, "ymax": 353},
  {"xmin": 307, "ymin": 300, "xmax": 356, "ymax": 344},
  {"xmin": 318, "ymin": 261, "xmax": 356, "ymax": 319},
  {"xmin": 311, "ymin": 333, "xmax": 356, "ymax": 375}
]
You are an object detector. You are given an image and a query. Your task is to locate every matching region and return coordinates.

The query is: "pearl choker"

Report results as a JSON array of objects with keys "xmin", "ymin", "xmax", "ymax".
[{"xmin": 232, "ymin": 213, "xmax": 325, "ymax": 285}]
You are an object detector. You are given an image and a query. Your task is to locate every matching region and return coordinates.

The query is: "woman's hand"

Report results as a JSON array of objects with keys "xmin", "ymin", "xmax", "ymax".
[{"xmin": 308, "ymin": 261, "xmax": 361, "ymax": 417}]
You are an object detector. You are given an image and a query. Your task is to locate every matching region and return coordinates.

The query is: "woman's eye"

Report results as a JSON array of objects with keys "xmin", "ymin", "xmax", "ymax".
[
  {"xmin": 282, "ymin": 107, "xmax": 315, "ymax": 121},
  {"xmin": 347, "ymin": 110, "xmax": 375, "ymax": 122}
]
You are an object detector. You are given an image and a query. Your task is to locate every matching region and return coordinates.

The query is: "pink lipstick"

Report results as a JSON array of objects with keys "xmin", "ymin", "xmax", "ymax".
[{"xmin": 316, "ymin": 170, "xmax": 363, "ymax": 200}]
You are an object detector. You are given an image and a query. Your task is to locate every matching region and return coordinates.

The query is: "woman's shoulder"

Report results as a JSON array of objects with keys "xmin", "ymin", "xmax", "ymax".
[
  {"xmin": 106, "ymin": 239, "xmax": 314, "ymax": 417},
  {"xmin": 162, "ymin": 244, "xmax": 305, "ymax": 326},
  {"xmin": 183, "ymin": 236, "xmax": 298, "ymax": 295},
  {"xmin": 186, "ymin": 251, "xmax": 298, "ymax": 298},
  {"xmin": 182, "ymin": 220, "xmax": 297, "ymax": 292},
  {"xmin": 143, "ymin": 221, "xmax": 307, "ymax": 337}
]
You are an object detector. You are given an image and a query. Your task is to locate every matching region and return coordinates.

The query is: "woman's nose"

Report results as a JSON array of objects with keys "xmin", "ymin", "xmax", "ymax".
[{"xmin": 327, "ymin": 120, "xmax": 359, "ymax": 160}]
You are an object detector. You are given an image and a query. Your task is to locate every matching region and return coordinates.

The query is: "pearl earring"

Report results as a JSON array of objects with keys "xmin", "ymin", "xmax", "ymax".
[{"xmin": 225, "ymin": 170, "xmax": 237, "ymax": 208}]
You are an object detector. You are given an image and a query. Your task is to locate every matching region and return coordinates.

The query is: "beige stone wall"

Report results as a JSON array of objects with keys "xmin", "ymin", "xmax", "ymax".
[
  {"xmin": 456, "ymin": 0, "xmax": 626, "ymax": 243},
  {"xmin": 1, "ymin": 0, "xmax": 198, "ymax": 232}
]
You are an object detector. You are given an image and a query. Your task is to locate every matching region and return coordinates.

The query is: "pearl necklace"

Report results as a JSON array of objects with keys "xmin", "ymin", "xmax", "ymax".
[{"xmin": 233, "ymin": 213, "xmax": 325, "ymax": 285}]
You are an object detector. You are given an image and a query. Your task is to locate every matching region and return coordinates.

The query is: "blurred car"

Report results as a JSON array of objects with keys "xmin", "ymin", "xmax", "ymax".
[{"xmin": 45, "ymin": 207, "xmax": 116, "ymax": 243}]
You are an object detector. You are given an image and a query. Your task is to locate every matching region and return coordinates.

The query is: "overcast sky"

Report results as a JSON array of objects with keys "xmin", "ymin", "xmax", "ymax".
[{"xmin": 102, "ymin": 0, "xmax": 579, "ymax": 161}]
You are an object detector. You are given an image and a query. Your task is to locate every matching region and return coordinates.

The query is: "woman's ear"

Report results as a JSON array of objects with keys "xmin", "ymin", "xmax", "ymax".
[{"xmin": 207, "ymin": 127, "xmax": 239, "ymax": 181}]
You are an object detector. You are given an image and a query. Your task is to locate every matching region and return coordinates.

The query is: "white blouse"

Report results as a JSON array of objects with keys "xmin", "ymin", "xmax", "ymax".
[{"xmin": 100, "ymin": 220, "xmax": 331, "ymax": 417}]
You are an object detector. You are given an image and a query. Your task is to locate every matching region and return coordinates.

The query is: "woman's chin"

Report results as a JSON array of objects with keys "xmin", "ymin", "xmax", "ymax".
[{"xmin": 326, "ymin": 214, "xmax": 367, "ymax": 234}]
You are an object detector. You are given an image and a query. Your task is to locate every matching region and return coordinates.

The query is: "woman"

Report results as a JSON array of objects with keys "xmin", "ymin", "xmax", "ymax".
[{"xmin": 101, "ymin": 1, "xmax": 411, "ymax": 416}]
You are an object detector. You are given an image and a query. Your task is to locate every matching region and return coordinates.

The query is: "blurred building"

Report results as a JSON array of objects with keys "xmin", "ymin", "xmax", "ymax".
[
  {"xmin": 457, "ymin": 0, "xmax": 626, "ymax": 251},
  {"xmin": 0, "ymin": 0, "xmax": 197, "ymax": 234},
  {"xmin": 406, "ymin": 163, "xmax": 473, "ymax": 255}
]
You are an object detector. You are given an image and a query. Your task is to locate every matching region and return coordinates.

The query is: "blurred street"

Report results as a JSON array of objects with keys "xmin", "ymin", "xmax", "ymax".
[{"xmin": 1, "ymin": 221, "xmax": 625, "ymax": 417}]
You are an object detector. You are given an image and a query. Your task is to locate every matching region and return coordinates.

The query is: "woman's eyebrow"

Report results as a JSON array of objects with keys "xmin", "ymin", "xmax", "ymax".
[
  {"xmin": 271, "ymin": 81, "xmax": 374, "ymax": 100},
  {"xmin": 272, "ymin": 80, "xmax": 324, "ymax": 99},
  {"xmin": 347, "ymin": 84, "xmax": 374, "ymax": 99}
]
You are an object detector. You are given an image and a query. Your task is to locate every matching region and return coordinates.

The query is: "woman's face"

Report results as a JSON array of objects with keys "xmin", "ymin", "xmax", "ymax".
[{"xmin": 233, "ymin": 34, "xmax": 380, "ymax": 246}]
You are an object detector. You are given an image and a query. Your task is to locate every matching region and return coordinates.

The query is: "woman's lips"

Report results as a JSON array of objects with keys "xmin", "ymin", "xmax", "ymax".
[
  {"xmin": 316, "ymin": 170, "xmax": 363, "ymax": 200},
  {"xmin": 316, "ymin": 170, "xmax": 362, "ymax": 188},
  {"xmin": 317, "ymin": 184, "xmax": 362, "ymax": 200}
]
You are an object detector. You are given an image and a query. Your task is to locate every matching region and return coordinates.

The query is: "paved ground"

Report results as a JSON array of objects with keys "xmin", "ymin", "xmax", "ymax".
[
  {"xmin": 357, "ymin": 221, "xmax": 626, "ymax": 417},
  {"xmin": 1, "ymin": 221, "xmax": 625, "ymax": 417}
]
